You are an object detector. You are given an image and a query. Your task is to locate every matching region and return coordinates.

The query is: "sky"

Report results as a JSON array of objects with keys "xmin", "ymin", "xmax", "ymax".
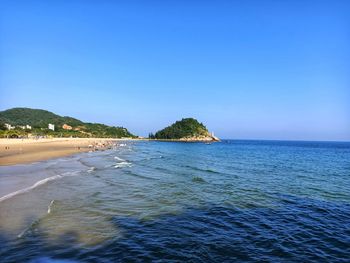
[{"xmin": 0, "ymin": 0, "xmax": 349, "ymax": 140}]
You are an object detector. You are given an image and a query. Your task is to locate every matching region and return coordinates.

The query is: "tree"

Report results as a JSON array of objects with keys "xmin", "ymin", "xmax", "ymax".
[
  {"xmin": 0, "ymin": 122, "xmax": 6, "ymax": 131},
  {"xmin": 154, "ymin": 118, "xmax": 209, "ymax": 139}
]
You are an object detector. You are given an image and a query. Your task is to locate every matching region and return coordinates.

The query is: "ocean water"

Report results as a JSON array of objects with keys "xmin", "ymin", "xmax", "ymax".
[{"xmin": 0, "ymin": 140, "xmax": 349, "ymax": 262}]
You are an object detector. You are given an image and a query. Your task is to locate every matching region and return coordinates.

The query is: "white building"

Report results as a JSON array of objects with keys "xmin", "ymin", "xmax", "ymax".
[
  {"xmin": 4, "ymin": 123, "xmax": 15, "ymax": 130},
  {"xmin": 13, "ymin": 124, "xmax": 32, "ymax": 130},
  {"xmin": 48, "ymin": 123, "xmax": 55, "ymax": 131},
  {"xmin": 17, "ymin": 125, "xmax": 32, "ymax": 130}
]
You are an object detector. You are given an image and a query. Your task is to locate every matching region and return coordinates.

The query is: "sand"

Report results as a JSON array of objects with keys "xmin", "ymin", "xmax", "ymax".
[{"xmin": 0, "ymin": 138, "xmax": 127, "ymax": 166}]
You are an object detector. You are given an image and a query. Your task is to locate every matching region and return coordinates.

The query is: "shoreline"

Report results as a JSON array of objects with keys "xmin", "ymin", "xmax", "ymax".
[
  {"xmin": 147, "ymin": 139, "xmax": 220, "ymax": 143},
  {"xmin": 0, "ymin": 137, "xmax": 220, "ymax": 166},
  {"xmin": 0, "ymin": 138, "xmax": 134, "ymax": 166}
]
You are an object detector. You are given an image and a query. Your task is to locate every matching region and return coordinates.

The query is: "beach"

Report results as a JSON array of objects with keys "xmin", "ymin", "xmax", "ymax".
[{"xmin": 0, "ymin": 138, "xmax": 125, "ymax": 166}]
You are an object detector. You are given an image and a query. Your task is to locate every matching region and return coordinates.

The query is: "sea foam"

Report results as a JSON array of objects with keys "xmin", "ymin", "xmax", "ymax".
[
  {"xmin": 47, "ymin": 200, "xmax": 55, "ymax": 214},
  {"xmin": 0, "ymin": 171, "xmax": 80, "ymax": 203},
  {"xmin": 114, "ymin": 156, "xmax": 125, "ymax": 161},
  {"xmin": 114, "ymin": 161, "xmax": 132, "ymax": 168}
]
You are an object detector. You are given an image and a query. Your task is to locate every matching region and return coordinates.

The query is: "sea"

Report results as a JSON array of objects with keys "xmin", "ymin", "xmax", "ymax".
[{"xmin": 0, "ymin": 140, "xmax": 349, "ymax": 262}]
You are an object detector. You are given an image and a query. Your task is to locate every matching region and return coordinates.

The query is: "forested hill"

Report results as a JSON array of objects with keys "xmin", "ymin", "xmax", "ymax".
[
  {"xmin": 150, "ymin": 118, "xmax": 219, "ymax": 141},
  {"xmin": 0, "ymin": 108, "xmax": 83, "ymax": 127},
  {"xmin": 0, "ymin": 107, "xmax": 135, "ymax": 138}
]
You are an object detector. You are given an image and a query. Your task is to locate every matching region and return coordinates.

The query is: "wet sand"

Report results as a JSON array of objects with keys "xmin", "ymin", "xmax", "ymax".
[{"xmin": 0, "ymin": 138, "xmax": 125, "ymax": 166}]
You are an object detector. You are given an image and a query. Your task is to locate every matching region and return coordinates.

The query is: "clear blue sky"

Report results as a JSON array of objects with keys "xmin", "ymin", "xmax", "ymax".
[{"xmin": 1, "ymin": 0, "xmax": 349, "ymax": 140}]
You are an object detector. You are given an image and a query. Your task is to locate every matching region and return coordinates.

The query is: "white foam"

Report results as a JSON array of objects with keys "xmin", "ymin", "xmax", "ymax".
[
  {"xmin": 87, "ymin": 167, "xmax": 96, "ymax": 173},
  {"xmin": 0, "ymin": 171, "xmax": 80, "ymax": 203},
  {"xmin": 47, "ymin": 200, "xmax": 55, "ymax": 214},
  {"xmin": 114, "ymin": 156, "xmax": 125, "ymax": 161},
  {"xmin": 17, "ymin": 228, "xmax": 28, "ymax": 238},
  {"xmin": 17, "ymin": 218, "xmax": 40, "ymax": 238},
  {"xmin": 114, "ymin": 161, "xmax": 132, "ymax": 168},
  {"xmin": 17, "ymin": 199, "xmax": 55, "ymax": 238}
]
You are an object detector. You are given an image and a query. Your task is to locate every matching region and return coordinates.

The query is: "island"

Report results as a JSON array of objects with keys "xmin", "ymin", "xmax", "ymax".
[{"xmin": 149, "ymin": 118, "xmax": 220, "ymax": 142}]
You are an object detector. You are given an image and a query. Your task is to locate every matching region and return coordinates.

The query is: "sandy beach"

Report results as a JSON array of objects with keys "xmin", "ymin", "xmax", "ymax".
[{"xmin": 0, "ymin": 138, "xmax": 127, "ymax": 166}]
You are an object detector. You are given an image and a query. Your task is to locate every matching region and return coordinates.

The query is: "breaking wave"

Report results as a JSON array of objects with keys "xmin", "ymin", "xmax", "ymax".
[
  {"xmin": 114, "ymin": 156, "xmax": 125, "ymax": 162},
  {"xmin": 0, "ymin": 171, "xmax": 80, "ymax": 203},
  {"xmin": 87, "ymin": 167, "xmax": 96, "ymax": 173},
  {"xmin": 114, "ymin": 161, "xmax": 132, "ymax": 168},
  {"xmin": 47, "ymin": 200, "xmax": 55, "ymax": 214}
]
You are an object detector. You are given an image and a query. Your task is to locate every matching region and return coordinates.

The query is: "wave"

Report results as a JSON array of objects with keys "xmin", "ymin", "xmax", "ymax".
[
  {"xmin": 146, "ymin": 155, "xmax": 164, "ymax": 160},
  {"xmin": 114, "ymin": 156, "xmax": 125, "ymax": 162},
  {"xmin": 124, "ymin": 171, "xmax": 157, "ymax": 181},
  {"xmin": 29, "ymin": 256, "xmax": 79, "ymax": 263},
  {"xmin": 47, "ymin": 200, "xmax": 55, "ymax": 214},
  {"xmin": 192, "ymin": 176, "xmax": 206, "ymax": 183},
  {"xmin": 17, "ymin": 217, "xmax": 41, "ymax": 238},
  {"xmin": 87, "ymin": 167, "xmax": 96, "ymax": 173},
  {"xmin": 114, "ymin": 161, "xmax": 132, "ymax": 168},
  {"xmin": 184, "ymin": 165, "xmax": 220, "ymax": 174},
  {"xmin": 77, "ymin": 158, "xmax": 98, "ymax": 171},
  {"xmin": 0, "ymin": 171, "xmax": 80, "ymax": 203}
]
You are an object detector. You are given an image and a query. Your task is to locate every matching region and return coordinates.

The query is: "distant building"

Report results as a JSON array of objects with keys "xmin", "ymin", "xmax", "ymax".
[
  {"xmin": 48, "ymin": 123, "xmax": 55, "ymax": 131},
  {"xmin": 4, "ymin": 123, "xmax": 15, "ymax": 130},
  {"xmin": 17, "ymin": 125, "xmax": 31, "ymax": 130},
  {"xmin": 74, "ymin": 126, "xmax": 83, "ymax": 131},
  {"xmin": 62, "ymin": 124, "xmax": 72, "ymax": 130}
]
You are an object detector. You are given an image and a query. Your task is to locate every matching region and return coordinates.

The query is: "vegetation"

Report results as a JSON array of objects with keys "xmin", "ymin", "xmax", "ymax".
[
  {"xmin": 151, "ymin": 118, "xmax": 210, "ymax": 139},
  {"xmin": 0, "ymin": 108, "xmax": 135, "ymax": 138},
  {"xmin": 0, "ymin": 108, "xmax": 83, "ymax": 128},
  {"xmin": 0, "ymin": 122, "xmax": 6, "ymax": 130}
]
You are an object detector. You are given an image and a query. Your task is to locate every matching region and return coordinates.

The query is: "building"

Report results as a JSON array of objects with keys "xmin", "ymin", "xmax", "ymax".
[
  {"xmin": 4, "ymin": 123, "xmax": 15, "ymax": 130},
  {"xmin": 18, "ymin": 125, "xmax": 31, "ymax": 130},
  {"xmin": 48, "ymin": 123, "xmax": 55, "ymax": 131},
  {"xmin": 62, "ymin": 124, "xmax": 73, "ymax": 130},
  {"xmin": 73, "ymin": 126, "xmax": 84, "ymax": 131}
]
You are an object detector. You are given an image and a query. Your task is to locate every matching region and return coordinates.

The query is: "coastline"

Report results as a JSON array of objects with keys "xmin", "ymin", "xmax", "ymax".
[
  {"xmin": 0, "ymin": 138, "xmax": 133, "ymax": 166},
  {"xmin": 148, "ymin": 138, "xmax": 220, "ymax": 143},
  {"xmin": 0, "ymin": 137, "xmax": 220, "ymax": 166}
]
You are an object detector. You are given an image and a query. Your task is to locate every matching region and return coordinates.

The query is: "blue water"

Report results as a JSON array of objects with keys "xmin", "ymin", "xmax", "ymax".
[{"xmin": 0, "ymin": 140, "xmax": 349, "ymax": 262}]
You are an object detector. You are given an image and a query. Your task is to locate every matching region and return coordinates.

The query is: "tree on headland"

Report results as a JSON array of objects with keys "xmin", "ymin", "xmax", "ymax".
[{"xmin": 153, "ymin": 118, "xmax": 210, "ymax": 139}]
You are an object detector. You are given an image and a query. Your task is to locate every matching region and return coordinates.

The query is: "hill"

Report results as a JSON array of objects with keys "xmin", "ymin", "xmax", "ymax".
[
  {"xmin": 0, "ymin": 107, "xmax": 135, "ymax": 138},
  {"xmin": 0, "ymin": 108, "xmax": 83, "ymax": 128},
  {"xmin": 150, "ymin": 118, "xmax": 219, "ymax": 141}
]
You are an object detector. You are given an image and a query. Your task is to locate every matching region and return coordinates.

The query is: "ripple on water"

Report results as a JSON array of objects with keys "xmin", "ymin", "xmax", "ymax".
[
  {"xmin": 192, "ymin": 176, "xmax": 206, "ymax": 183},
  {"xmin": 0, "ymin": 140, "xmax": 349, "ymax": 262}
]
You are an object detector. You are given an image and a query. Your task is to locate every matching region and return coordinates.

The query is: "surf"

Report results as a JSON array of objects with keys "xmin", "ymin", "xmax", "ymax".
[{"xmin": 0, "ymin": 171, "xmax": 80, "ymax": 203}]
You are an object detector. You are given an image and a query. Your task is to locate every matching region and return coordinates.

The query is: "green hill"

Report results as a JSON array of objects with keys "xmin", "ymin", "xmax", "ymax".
[
  {"xmin": 0, "ymin": 107, "xmax": 135, "ymax": 138},
  {"xmin": 0, "ymin": 108, "xmax": 83, "ymax": 128},
  {"xmin": 150, "ymin": 118, "xmax": 217, "ymax": 141}
]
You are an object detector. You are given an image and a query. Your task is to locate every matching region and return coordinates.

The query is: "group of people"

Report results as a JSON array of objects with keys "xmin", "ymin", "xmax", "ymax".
[{"xmin": 87, "ymin": 141, "xmax": 116, "ymax": 151}]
